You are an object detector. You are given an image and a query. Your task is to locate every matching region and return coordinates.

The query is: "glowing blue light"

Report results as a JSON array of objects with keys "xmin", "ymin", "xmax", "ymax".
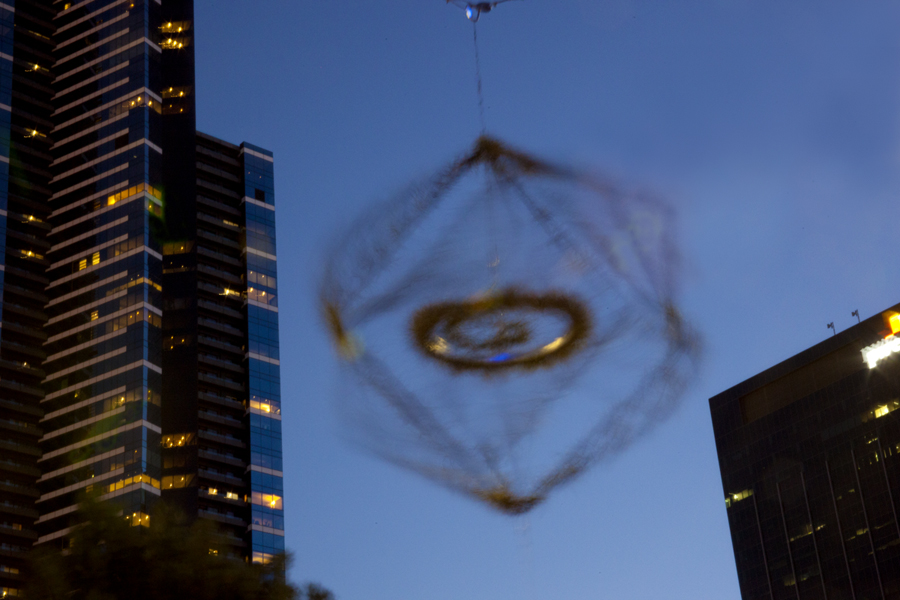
[
  {"xmin": 489, "ymin": 353, "xmax": 513, "ymax": 362},
  {"xmin": 465, "ymin": 5, "xmax": 480, "ymax": 22}
]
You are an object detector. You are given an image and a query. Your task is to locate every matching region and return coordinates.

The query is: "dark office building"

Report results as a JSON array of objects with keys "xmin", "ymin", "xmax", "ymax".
[
  {"xmin": 0, "ymin": 0, "xmax": 283, "ymax": 594},
  {"xmin": 159, "ymin": 132, "xmax": 283, "ymax": 564},
  {"xmin": 710, "ymin": 304, "xmax": 900, "ymax": 600}
]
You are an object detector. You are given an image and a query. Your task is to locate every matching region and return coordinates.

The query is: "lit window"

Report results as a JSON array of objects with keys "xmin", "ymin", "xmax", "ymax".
[
  {"xmin": 161, "ymin": 433, "xmax": 195, "ymax": 448},
  {"xmin": 250, "ymin": 398, "xmax": 281, "ymax": 415},
  {"xmin": 79, "ymin": 258, "xmax": 87, "ymax": 270},
  {"xmin": 788, "ymin": 523, "xmax": 817, "ymax": 542},
  {"xmin": 162, "ymin": 86, "xmax": 193, "ymax": 99},
  {"xmin": 872, "ymin": 400, "xmax": 899, "ymax": 420},
  {"xmin": 90, "ymin": 310, "xmax": 98, "ymax": 321},
  {"xmin": 92, "ymin": 252, "xmax": 100, "ymax": 265},
  {"xmin": 124, "ymin": 512, "xmax": 150, "ymax": 527},
  {"xmin": 251, "ymin": 492, "xmax": 283, "ymax": 510},
  {"xmin": 163, "ymin": 241, "xmax": 193, "ymax": 255},
  {"xmin": 19, "ymin": 249, "xmax": 43, "ymax": 260},
  {"xmin": 160, "ymin": 21, "xmax": 190, "ymax": 34},
  {"xmin": 160, "ymin": 38, "xmax": 186, "ymax": 50},
  {"xmin": 161, "ymin": 475, "xmax": 193, "ymax": 489},
  {"xmin": 166, "ymin": 335, "xmax": 192, "ymax": 350},
  {"xmin": 725, "ymin": 489, "xmax": 753, "ymax": 508}
]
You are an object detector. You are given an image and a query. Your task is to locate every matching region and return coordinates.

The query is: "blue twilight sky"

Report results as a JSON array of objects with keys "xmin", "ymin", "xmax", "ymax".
[{"xmin": 193, "ymin": 1, "xmax": 900, "ymax": 598}]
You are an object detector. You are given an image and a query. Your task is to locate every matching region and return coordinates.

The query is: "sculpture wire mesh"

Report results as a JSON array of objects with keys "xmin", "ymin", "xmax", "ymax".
[{"xmin": 321, "ymin": 136, "xmax": 700, "ymax": 514}]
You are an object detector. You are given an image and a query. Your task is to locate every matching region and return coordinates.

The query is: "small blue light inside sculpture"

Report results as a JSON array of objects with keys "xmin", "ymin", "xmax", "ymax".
[
  {"xmin": 489, "ymin": 353, "xmax": 513, "ymax": 362},
  {"xmin": 450, "ymin": 1, "xmax": 507, "ymax": 23}
]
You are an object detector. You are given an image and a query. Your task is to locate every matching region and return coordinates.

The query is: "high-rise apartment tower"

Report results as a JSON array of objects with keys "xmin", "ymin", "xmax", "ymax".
[
  {"xmin": 710, "ymin": 304, "xmax": 900, "ymax": 599},
  {"xmin": 0, "ymin": 1, "xmax": 284, "ymax": 594}
]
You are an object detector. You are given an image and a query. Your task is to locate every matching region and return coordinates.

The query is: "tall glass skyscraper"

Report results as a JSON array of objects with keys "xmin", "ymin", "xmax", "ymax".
[
  {"xmin": 711, "ymin": 303, "xmax": 900, "ymax": 599},
  {"xmin": 0, "ymin": 1, "xmax": 283, "ymax": 594}
]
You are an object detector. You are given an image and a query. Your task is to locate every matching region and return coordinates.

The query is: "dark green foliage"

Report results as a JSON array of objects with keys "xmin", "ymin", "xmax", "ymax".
[
  {"xmin": 25, "ymin": 502, "xmax": 330, "ymax": 600},
  {"xmin": 300, "ymin": 584, "xmax": 335, "ymax": 600}
]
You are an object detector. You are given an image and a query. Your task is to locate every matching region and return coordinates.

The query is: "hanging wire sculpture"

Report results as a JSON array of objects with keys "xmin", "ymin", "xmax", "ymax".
[{"xmin": 321, "ymin": 136, "xmax": 701, "ymax": 515}]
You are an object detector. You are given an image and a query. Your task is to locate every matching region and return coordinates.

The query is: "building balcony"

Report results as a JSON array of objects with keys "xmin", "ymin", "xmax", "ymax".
[
  {"xmin": 197, "ymin": 245, "xmax": 242, "ymax": 269},
  {"xmin": 0, "ymin": 418, "xmax": 42, "ymax": 437},
  {"xmin": 2, "ymin": 282, "xmax": 48, "ymax": 305},
  {"xmin": 0, "ymin": 481, "xmax": 39, "ymax": 499},
  {"xmin": 197, "ymin": 229, "xmax": 240, "ymax": 252},
  {"xmin": 198, "ymin": 334, "xmax": 243, "ymax": 357},
  {"xmin": 0, "ymin": 440, "xmax": 41, "ymax": 458},
  {"xmin": 198, "ymin": 391, "xmax": 244, "ymax": 411},
  {"xmin": 198, "ymin": 352, "xmax": 244, "ymax": 375},
  {"xmin": 198, "ymin": 468, "xmax": 246, "ymax": 488},
  {"xmin": 197, "ymin": 178, "xmax": 241, "ymax": 202},
  {"xmin": 197, "ymin": 263, "xmax": 243, "ymax": 286},
  {"xmin": 198, "ymin": 429, "xmax": 246, "ymax": 449},
  {"xmin": 198, "ymin": 372, "xmax": 244, "ymax": 393},
  {"xmin": 4, "ymin": 265, "xmax": 48, "ymax": 287},
  {"xmin": 3, "ymin": 321, "xmax": 48, "ymax": 342},
  {"xmin": 0, "ymin": 378, "xmax": 46, "ymax": 399},
  {"xmin": 1, "ymin": 339, "xmax": 46, "ymax": 361},
  {"xmin": 0, "ymin": 460, "xmax": 40, "ymax": 479},
  {"xmin": 0, "ymin": 502, "xmax": 38, "ymax": 521},
  {"xmin": 0, "ymin": 357, "xmax": 45, "ymax": 380},
  {"xmin": 198, "ymin": 509, "xmax": 246, "ymax": 529},
  {"xmin": 199, "ymin": 317, "xmax": 243, "ymax": 338},
  {"xmin": 198, "ymin": 298, "xmax": 244, "ymax": 321},
  {"xmin": 0, "ymin": 396, "xmax": 42, "ymax": 418},
  {"xmin": 198, "ymin": 449, "xmax": 246, "ymax": 469},
  {"xmin": 197, "ymin": 194, "xmax": 241, "ymax": 217},
  {"xmin": 0, "ymin": 524, "xmax": 38, "ymax": 542},
  {"xmin": 3, "ymin": 301, "xmax": 48, "ymax": 322},
  {"xmin": 199, "ymin": 409, "xmax": 243, "ymax": 428},
  {"xmin": 197, "ymin": 160, "xmax": 241, "ymax": 184}
]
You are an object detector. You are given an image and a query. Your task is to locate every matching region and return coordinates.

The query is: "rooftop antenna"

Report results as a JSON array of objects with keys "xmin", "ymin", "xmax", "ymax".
[
  {"xmin": 827, "ymin": 322, "xmax": 836, "ymax": 336},
  {"xmin": 851, "ymin": 310, "xmax": 860, "ymax": 324}
]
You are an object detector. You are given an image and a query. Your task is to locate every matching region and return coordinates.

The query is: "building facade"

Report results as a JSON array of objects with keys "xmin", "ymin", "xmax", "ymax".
[
  {"xmin": 0, "ymin": 1, "xmax": 53, "ymax": 596},
  {"xmin": 159, "ymin": 132, "xmax": 283, "ymax": 564},
  {"xmin": 710, "ymin": 304, "xmax": 900, "ymax": 600},
  {"xmin": 0, "ymin": 0, "xmax": 283, "ymax": 594}
]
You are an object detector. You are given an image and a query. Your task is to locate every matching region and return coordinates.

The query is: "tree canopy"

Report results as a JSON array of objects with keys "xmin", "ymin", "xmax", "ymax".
[{"xmin": 26, "ymin": 501, "xmax": 332, "ymax": 600}]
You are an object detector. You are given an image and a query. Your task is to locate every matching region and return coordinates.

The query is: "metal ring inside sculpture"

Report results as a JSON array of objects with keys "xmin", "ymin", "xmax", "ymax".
[{"xmin": 410, "ymin": 288, "xmax": 591, "ymax": 373}]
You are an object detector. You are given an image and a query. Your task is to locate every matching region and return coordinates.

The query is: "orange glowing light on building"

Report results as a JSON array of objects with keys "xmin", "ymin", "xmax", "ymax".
[{"xmin": 890, "ymin": 313, "xmax": 900, "ymax": 335}]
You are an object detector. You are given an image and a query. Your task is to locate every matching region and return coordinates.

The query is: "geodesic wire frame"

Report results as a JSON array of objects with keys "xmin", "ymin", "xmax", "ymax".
[{"xmin": 320, "ymin": 136, "xmax": 702, "ymax": 516}]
